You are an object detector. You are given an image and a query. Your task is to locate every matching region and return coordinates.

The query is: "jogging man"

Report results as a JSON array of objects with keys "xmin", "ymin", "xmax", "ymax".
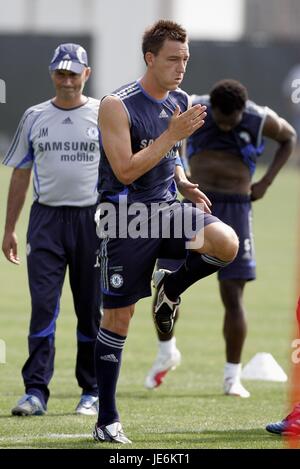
[{"xmin": 93, "ymin": 21, "xmax": 239, "ymax": 444}]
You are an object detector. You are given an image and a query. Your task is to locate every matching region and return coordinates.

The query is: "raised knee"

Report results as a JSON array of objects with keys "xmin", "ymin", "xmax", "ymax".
[
  {"xmin": 221, "ymin": 226, "xmax": 239, "ymax": 262},
  {"xmin": 206, "ymin": 222, "xmax": 239, "ymax": 262}
]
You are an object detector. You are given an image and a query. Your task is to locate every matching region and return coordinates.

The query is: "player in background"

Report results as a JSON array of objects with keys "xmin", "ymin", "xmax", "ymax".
[
  {"xmin": 145, "ymin": 79, "xmax": 297, "ymax": 398},
  {"xmin": 2, "ymin": 43, "xmax": 101, "ymax": 416}
]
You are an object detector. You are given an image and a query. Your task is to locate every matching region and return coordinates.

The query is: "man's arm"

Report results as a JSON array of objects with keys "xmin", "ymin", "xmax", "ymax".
[
  {"xmin": 251, "ymin": 109, "xmax": 297, "ymax": 201},
  {"xmin": 174, "ymin": 164, "xmax": 212, "ymax": 213},
  {"xmin": 2, "ymin": 168, "xmax": 31, "ymax": 264},
  {"xmin": 99, "ymin": 96, "xmax": 206, "ymax": 185}
]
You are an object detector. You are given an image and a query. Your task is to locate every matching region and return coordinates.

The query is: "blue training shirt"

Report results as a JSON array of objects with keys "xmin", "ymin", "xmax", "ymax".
[
  {"xmin": 98, "ymin": 80, "xmax": 189, "ymax": 205},
  {"xmin": 187, "ymin": 95, "xmax": 268, "ymax": 176}
]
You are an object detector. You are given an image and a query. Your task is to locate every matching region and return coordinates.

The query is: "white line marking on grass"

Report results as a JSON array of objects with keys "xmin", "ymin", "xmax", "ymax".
[
  {"xmin": 48, "ymin": 433, "xmax": 91, "ymax": 439},
  {"xmin": 0, "ymin": 433, "xmax": 90, "ymax": 443}
]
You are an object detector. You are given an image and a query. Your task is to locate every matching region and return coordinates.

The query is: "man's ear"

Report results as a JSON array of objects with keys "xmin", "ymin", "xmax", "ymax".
[
  {"xmin": 145, "ymin": 51, "xmax": 154, "ymax": 67},
  {"xmin": 85, "ymin": 67, "xmax": 92, "ymax": 81}
]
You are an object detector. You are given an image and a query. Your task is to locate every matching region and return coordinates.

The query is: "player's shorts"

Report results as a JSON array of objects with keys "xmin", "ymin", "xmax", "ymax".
[
  {"xmin": 96, "ymin": 200, "xmax": 219, "ymax": 308},
  {"xmin": 158, "ymin": 192, "xmax": 256, "ymax": 282}
]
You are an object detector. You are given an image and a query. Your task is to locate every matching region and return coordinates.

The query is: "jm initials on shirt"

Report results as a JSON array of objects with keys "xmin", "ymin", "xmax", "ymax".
[{"xmin": 38, "ymin": 128, "xmax": 48, "ymax": 138}]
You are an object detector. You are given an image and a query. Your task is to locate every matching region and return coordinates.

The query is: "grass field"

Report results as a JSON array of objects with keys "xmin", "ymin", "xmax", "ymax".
[{"xmin": 0, "ymin": 165, "xmax": 299, "ymax": 449}]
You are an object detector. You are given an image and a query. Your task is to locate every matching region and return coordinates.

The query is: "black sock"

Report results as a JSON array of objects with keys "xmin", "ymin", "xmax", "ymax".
[
  {"xmin": 164, "ymin": 251, "xmax": 230, "ymax": 301},
  {"xmin": 95, "ymin": 327, "xmax": 126, "ymax": 426}
]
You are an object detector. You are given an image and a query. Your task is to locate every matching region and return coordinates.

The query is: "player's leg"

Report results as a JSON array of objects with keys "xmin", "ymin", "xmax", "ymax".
[
  {"xmin": 215, "ymin": 194, "xmax": 255, "ymax": 398},
  {"xmin": 93, "ymin": 218, "xmax": 159, "ymax": 443},
  {"xmin": 220, "ymin": 279, "xmax": 250, "ymax": 398},
  {"xmin": 160, "ymin": 216, "xmax": 238, "ymax": 304},
  {"xmin": 153, "ymin": 204, "xmax": 239, "ymax": 335},
  {"xmin": 145, "ymin": 258, "xmax": 183, "ymax": 389},
  {"xmin": 93, "ymin": 305, "xmax": 133, "ymax": 444},
  {"xmin": 68, "ymin": 206, "xmax": 101, "ymax": 415},
  {"xmin": 12, "ymin": 204, "xmax": 67, "ymax": 416},
  {"xmin": 221, "ymin": 279, "xmax": 247, "ymax": 364}
]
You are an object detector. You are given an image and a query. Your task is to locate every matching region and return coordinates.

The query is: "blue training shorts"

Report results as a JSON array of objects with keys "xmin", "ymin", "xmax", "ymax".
[{"xmin": 97, "ymin": 200, "xmax": 219, "ymax": 308}]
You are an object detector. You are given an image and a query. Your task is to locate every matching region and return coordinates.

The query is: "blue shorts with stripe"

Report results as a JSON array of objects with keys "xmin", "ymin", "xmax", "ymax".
[
  {"xmin": 98, "ymin": 200, "xmax": 219, "ymax": 308},
  {"xmin": 158, "ymin": 192, "xmax": 256, "ymax": 281}
]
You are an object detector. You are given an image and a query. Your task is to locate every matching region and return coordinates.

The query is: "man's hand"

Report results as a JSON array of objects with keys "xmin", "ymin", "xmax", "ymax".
[
  {"xmin": 2, "ymin": 231, "xmax": 20, "ymax": 265},
  {"xmin": 168, "ymin": 104, "xmax": 207, "ymax": 142},
  {"xmin": 250, "ymin": 179, "xmax": 270, "ymax": 201},
  {"xmin": 176, "ymin": 179, "xmax": 212, "ymax": 213}
]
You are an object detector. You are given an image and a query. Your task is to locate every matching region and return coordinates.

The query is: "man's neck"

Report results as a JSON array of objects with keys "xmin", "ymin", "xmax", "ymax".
[
  {"xmin": 139, "ymin": 74, "xmax": 169, "ymax": 101},
  {"xmin": 52, "ymin": 95, "xmax": 87, "ymax": 109}
]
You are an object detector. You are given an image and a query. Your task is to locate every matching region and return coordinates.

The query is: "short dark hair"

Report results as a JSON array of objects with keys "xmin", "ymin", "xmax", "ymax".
[
  {"xmin": 210, "ymin": 79, "xmax": 248, "ymax": 115},
  {"xmin": 142, "ymin": 20, "xmax": 187, "ymax": 63}
]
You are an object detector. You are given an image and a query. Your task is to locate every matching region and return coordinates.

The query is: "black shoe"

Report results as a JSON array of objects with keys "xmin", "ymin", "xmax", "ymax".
[
  {"xmin": 152, "ymin": 269, "xmax": 180, "ymax": 334},
  {"xmin": 265, "ymin": 420, "xmax": 287, "ymax": 435},
  {"xmin": 93, "ymin": 422, "xmax": 132, "ymax": 444},
  {"xmin": 266, "ymin": 403, "xmax": 300, "ymax": 436}
]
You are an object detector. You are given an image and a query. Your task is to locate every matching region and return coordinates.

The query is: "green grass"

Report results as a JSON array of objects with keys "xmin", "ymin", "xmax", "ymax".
[{"xmin": 0, "ymin": 165, "xmax": 299, "ymax": 449}]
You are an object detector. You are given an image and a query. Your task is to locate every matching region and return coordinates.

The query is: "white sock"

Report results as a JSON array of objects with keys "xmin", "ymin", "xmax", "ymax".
[
  {"xmin": 224, "ymin": 362, "xmax": 242, "ymax": 382},
  {"xmin": 158, "ymin": 337, "xmax": 176, "ymax": 355}
]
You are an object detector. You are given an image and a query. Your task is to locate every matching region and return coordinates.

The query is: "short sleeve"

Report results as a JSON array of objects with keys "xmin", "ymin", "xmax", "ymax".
[{"xmin": 2, "ymin": 108, "xmax": 36, "ymax": 169}]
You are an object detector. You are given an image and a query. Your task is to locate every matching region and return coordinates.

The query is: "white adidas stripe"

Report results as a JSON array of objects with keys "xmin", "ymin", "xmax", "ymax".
[
  {"xmin": 58, "ymin": 60, "xmax": 72, "ymax": 70},
  {"xmin": 99, "ymin": 328, "xmax": 125, "ymax": 345},
  {"xmin": 97, "ymin": 334, "xmax": 124, "ymax": 349}
]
